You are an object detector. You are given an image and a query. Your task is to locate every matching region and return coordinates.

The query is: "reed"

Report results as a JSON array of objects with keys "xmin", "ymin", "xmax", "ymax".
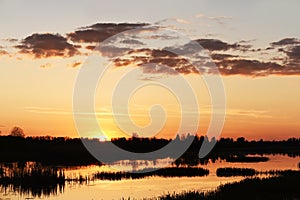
[{"xmin": 0, "ymin": 166, "xmax": 65, "ymax": 197}]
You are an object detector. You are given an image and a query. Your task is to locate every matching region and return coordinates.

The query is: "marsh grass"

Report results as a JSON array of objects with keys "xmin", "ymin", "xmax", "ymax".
[
  {"xmin": 216, "ymin": 167, "xmax": 256, "ymax": 177},
  {"xmin": 159, "ymin": 170, "xmax": 300, "ymax": 200},
  {"xmin": 0, "ymin": 166, "xmax": 65, "ymax": 197},
  {"xmin": 93, "ymin": 167, "xmax": 209, "ymax": 181}
]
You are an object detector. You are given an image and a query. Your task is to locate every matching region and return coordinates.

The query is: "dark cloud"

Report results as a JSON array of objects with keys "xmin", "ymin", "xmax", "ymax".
[
  {"xmin": 269, "ymin": 38, "xmax": 300, "ymax": 66},
  {"xmin": 285, "ymin": 45, "xmax": 300, "ymax": 65},
  {"xmin": 216, "ymin": 59, "xmax": 284, "ymax": 76},
  {"xmin": 270, "ymin": 38, "xmax": 300, "ymax": 46},
  {"xmin": 112, "ymin": 47, "xmax": 300, "ymax": 76},
  {"xmin": 265, "ymin": 47, "xmax": 274, "ymax": 50},
  {"xmin": 16, "ymin": 33, "xmax": 80, "ymax": 58},
  {"xmin": 9, "ymin": 22, "xmax": 300, "ymax": 77},
  {"xmin": 67, "ymin": 23, "xmax": 149, "ymax": 43},
  {"xmin": 85, "ymin": 45, "xmax": 96, "ymax": 50},
  {"xmin": 195, "ymin": 39, "xmax": 251, "ymax": 52},
  {"xmin": 67, "ymin": 29, "xmax": 104, "ymax": 43},
  {"xmin": 113, "ymin": 48, "xmax": 198, "ymax": 75},
  {"xmin": 211, "ymin": 53, "xmax": 238, "ymax": 60}
]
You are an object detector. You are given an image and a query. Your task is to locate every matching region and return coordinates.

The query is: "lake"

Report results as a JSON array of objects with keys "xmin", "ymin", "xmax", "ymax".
[{"xmin": 0, "ymin": 154, "xmax": 299, "ymax": 200}]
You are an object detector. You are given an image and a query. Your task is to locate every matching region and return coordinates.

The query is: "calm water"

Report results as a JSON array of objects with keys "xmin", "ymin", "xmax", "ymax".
[{"xmin": 0, "ymin": 154, "xmax": 299, "ymax": 200}]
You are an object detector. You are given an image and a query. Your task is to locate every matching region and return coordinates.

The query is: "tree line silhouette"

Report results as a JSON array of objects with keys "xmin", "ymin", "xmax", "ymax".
[{"xmin": 0, "ymin": 135, "xmax": 300, "ymax": 165}]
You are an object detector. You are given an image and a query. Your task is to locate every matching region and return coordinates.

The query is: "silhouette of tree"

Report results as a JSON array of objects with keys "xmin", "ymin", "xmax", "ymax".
[
  {"xmin": 237, "ymin": 137, "xmax": 246, "ymax": 143},
  {"xmin": 10, "ymin": 126, "xmax": 25, "ymax": 138},
  {"xmin": 132, "ymin": 132, "xmax": 139, "ymax": 138}
]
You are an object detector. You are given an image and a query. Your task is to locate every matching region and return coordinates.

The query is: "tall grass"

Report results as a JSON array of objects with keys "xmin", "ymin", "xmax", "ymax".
[{"xmin": 0, "ymin": 166, "xmax": 65, "ymax": 197}]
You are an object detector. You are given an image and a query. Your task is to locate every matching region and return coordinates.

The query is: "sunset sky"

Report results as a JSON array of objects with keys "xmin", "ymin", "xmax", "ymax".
[{"xmin": 1, "ymin": 0, "xmax": 300, "ymax": 140}]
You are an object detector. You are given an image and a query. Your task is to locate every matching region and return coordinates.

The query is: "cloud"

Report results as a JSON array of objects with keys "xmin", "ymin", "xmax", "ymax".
[
  {"xmin": 120, "ymin": 39, "xmax": 144, "ymax": 45},
  {"xmin": 113, "ymin": 48, "xmax": 199, "ymax": 75},
  {"xmin": 216, "ymin": 59, "xmax": 285, "ymax": 76},
  {"xmin": 195, "ymin": 13, "xmax": 232, "ymax": 24},
  {"xmin": 196, "ymin": 13, "xmax": 232, "ymax": 20},
  {"xmin": 86, "ymin": 45, "xmax": 96, "ymax": 50},
  {"xmin": 25, "ymin": 106, "xmax": 72, "ymax": 115},
  {"xmin": 108, "ymin": 41, "xmax": 299, "ymax": 77},
  {"xmin": 67, "ymin": 23, "xmax": 149, "ymax": 43},
  {"xmin": 163, "ymin": 41, "xmax": 207, "ymax": 56},
  {"xmin": 226, "ymin": 109, "xmax": 271, "ymax": 118},
  {"xmin": 139, "ymin": 63, "xmax": 179, "ymax": 75},
  {"xmin": 98, "ymin": 45, "xmax": 132, "ymax": 57},
  {"xmin": 211, "ymin": 53, "xmax": 239, "ymax": 60},
  {"xmin": 8, "ymin": 21, "xmax": 300, "ymax": 77},
  {"xmin": 174, "ymin": 18, "xmax": 190, "ymax": 24},
  {"xmin": 196, "ymin": 39, "xmax": 251, "ymax": 52},
  {"xmin": 270, "ymin": 38, "xmax": 300, "ymax": 46},
  {"xmin": 24, "ymin": 106, "xmax": 121, "ymax": 118},
  {"xmin": 277, "ymin": 45, "xmax": 300, "ymax": 65},
  {"xmin": 6, "ymin": 38, "xmax": 18, "ymax": 43},
  {"xmin": 69, "ymin": 61, "xmax": 82, "ymax": 68},
  {"xmin": 269, "ymin": 38, "xmax": 300, "ymax": 66},
  {"xmin": 154, "ymin": 18, "xmax": 191, "ymax": 28},
  {"xmin": 286, "ymin": 45, "xmax": 300, "ymax": 61},
  {"xmin": 15, "ymin": 33, "xmax": 80, "ymax": 58},
  {"xmin": 207, "ymin": 16, "xmax": 232, "ymax": 20}
]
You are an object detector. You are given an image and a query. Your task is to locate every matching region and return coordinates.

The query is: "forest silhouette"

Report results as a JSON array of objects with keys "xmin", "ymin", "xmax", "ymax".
[{"xmin": 0, "ymin": 135, "xmax": 300, "ymax": 165}]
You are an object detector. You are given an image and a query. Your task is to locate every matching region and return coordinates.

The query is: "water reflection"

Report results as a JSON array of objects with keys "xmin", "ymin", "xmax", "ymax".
[
  {"xmin": 0, "ymin": 162, "xmax": 65, "ymax": 198},
  {"xmin": 0, "ymin": 154, "xmax": 299, "ymax": 200},
  {"xmin": 108, "ymin": 157, "xmax": 174, "ymax": 171}
]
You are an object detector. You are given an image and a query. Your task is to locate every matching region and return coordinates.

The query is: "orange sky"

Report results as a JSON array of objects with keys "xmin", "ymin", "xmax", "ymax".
[{"xmin": 1, "ymin": 55, "xmax": 300, "ymax": 140}]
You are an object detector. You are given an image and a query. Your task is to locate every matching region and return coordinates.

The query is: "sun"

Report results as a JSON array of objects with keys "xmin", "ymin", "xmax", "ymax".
[{"xmin": 98, "ymin": 135, "xmax": 107, "ymax": 142}]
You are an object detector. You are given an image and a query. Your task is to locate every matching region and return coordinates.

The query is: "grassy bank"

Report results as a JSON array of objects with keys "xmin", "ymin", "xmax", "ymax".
[
  {"xmin": 93, "ymin": 167, "xmax": 209, "ymax": 181},
  {"xmin": 159, "ymin": 170, "xmax": 300, "ymax": 200},
  {"xmin": 216, "ymin": 167, "xmax": 256, "ymax": 177}
]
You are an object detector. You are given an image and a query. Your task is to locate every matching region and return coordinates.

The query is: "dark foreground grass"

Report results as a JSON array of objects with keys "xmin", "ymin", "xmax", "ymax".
[{"xmin": 159, "ymin": 170, "xmax": 300, "ymax": 200}]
